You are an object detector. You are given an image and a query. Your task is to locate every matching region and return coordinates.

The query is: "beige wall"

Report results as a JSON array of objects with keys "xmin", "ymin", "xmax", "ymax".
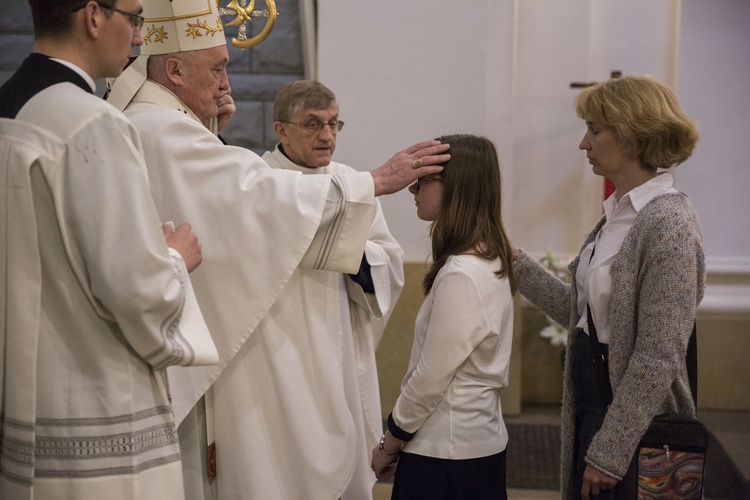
[
  {"xmin": 696, "ymin": 313, "xmax": 750, "ymax": 410},
  {"xmin": 376, "ymin": 262, "xmax": 429, "ymax": 419}
]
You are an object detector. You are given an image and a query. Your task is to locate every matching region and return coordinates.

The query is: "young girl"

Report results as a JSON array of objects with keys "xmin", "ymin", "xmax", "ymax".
[{"xmin": 371, "ymin": 134, "xmax": 516, "ymax": 499}]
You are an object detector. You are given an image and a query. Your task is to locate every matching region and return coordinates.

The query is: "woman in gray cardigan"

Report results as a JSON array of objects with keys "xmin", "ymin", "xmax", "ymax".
[{"xmin": 512, "ymin": 75, "xmax": 703, "ymax": 500}]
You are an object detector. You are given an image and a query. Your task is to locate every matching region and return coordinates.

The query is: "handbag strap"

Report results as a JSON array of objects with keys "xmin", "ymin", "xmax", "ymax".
[
  {"xmin": 584, "ymin": 241, "xmax": 698, "ymax": 406},
  {"xmin": 584, "ymin": 241, "xmax": 614, "ymax": 401},
  {"xmin": 586, "ymin": 303, "xmax": 613, "ymax": 402},
  {"xmin": 686, "ymin": 322, "xmax": 698, "ymax": 404},
  {"xmin": 587, "ymin": 303, "xmax": 698, "ymax": 406}
]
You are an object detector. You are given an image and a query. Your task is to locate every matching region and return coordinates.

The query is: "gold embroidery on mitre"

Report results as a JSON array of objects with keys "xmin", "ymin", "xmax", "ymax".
[
  {"xmin": 186, "ymin": 16, "xmax": 223, "ymax": 38},
  {"xmin": 143, "ymin": 25, "xmax": 169, "ymax": 45}
]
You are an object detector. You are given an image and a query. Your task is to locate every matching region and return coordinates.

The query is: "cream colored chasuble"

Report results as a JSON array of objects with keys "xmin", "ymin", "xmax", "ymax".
[{"xmin": 124, "ymin": 81, "xmax": 378, "ymax": 499}]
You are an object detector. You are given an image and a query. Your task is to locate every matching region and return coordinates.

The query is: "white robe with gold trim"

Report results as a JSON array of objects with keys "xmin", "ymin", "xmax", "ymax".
[{"xmin": 123, "ymin": 81, "xmax": 380, "ymax": 499}]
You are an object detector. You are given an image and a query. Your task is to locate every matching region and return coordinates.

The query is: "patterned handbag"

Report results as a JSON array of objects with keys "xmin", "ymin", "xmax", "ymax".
[
  {"xmin": 612, "ymin": 324, "xmax": 707, "ymax": 500},
  {"xmin": 635, "ymin": 412, "xmax": 709, "ymax": 499},
  {"xmin": 586, "ymin": 307, "xmax": 707, "ymax": 500}
]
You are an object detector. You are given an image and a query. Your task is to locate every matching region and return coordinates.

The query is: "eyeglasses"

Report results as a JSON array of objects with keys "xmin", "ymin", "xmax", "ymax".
[
  {"xmin": 284, "ymin": 120, "xmax": 344, "ymax": 134},
  {"xmin": 414, "ymin": 175, "xmax": 443, "ymax": 192},
  {"xmin": 72, "ymin": 2, "xmax": 144, "ymax": 30},
  {"xmin": 96, "ymin": 2, "xmax": 145, "ymax": 30}
]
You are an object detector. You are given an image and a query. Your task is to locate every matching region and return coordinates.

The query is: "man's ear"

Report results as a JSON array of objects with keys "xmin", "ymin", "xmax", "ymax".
[
  {"xmin": 165, "ymin": 57, "xmax": 185, "ymax": 86},
  {"xmin": 273, "ymin": 121, "xmax": 288, "ymax": 143},
  {"xmin": 82, "ymin": 0, "xmax": 103, "ymax": 39}
]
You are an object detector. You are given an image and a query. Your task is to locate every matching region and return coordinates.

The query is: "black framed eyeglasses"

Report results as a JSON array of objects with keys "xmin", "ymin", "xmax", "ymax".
[
  {"xmin": 71, "ymin": 1, "xmax": 145, "ymax": 31},
  {"xmin": 96, "ymin": 2, "xmax": 145, "ymax": 30},
  {"xmin": 284, "ymin": 120, "xmax": 344, "ymax": 134},
  {"xmin": 415, "ymin": 175, "xmax": 443, "ymax": 192}
]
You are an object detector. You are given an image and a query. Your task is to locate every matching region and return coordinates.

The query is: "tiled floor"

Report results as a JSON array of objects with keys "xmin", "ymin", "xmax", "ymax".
[{"xmin": 372, "ymin": 405, "xmax": 750, "ymax": 500}]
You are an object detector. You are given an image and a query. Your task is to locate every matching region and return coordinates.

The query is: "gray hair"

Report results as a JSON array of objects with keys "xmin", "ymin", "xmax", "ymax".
[{"xmin": 273, "ymin": 80, "xmax": 337, "ymax": 122}]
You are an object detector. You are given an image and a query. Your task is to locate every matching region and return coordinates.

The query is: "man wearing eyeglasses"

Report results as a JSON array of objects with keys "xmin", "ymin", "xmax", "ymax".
[
  {"xmin": 260, "ymin": 80, "xmax": 404, "ymax": 500},
  {"xmin": 0, "ymin": 1, "xmax": 215, "ymax": 499}
]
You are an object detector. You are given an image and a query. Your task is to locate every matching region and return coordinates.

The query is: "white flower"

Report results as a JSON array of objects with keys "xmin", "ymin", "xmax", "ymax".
[
  {"xmin": 538, "ymin": 248, "xmax": 571, "ymax": 349},
  {"xmin": 539, "ymin": 323, "xmax": 567, "ymax": 347}
]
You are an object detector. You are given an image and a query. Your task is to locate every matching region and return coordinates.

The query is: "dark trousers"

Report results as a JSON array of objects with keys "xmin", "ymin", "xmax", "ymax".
[
  {"xmin": 391, "ymin": 449, "xmax": 508, "ymax": 500},
  {"xmin": 571, "ymin": 330, "xmax": 615, "ymax": 500}
]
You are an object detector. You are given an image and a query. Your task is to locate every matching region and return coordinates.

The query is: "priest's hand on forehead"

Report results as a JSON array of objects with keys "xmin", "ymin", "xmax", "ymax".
[{"xmin": 370, "ymin": 141, "xmax": 450, "ymax": 196}]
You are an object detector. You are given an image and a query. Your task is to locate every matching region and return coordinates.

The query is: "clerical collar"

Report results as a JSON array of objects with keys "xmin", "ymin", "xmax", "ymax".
[
  {"xmin": 0, "ymin": 54, "xmax": 94, "ymax": 118},
  {"xmin": 50, "ymin": 58, "xmax": 97, "ymax": 93},
  {"xmin": 277, "ymin": 144, "xmax": 320, "ymax": 172},
  {"xmin": 278, "ymin": 144, "xmax": 294, "ymax": 162}
]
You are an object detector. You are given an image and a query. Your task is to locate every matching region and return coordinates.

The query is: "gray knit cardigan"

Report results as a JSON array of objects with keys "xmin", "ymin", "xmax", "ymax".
[{"xmin": 513, "ymin": 193, "xmax": 705, "ymax": 500}]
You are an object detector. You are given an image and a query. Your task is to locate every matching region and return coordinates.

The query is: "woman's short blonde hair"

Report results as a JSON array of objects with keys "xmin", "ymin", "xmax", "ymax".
[{"xmin": 574, "ymin": 75, "xmax": 699, "ymax": 170}]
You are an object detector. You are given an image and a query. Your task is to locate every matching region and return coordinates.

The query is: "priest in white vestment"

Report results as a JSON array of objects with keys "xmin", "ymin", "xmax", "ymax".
[
  {"xmin": 260, "ymin": 79, "xmax": 404, "ymax": 499},
  {"xmin": 0, "ymin": 1, "xmax": 217, "ymax": 499},
  {"xmin": 107, "ymin": 1, "xmax": 447, "ymax": 498}
]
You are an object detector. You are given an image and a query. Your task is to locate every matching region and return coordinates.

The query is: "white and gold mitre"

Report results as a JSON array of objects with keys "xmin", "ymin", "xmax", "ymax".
[
  {"xmin": 139, "ymin": 0, "xmax": 226, "ymax": 55},
  {"xmin": 108, "ymin": 0, "xmax": 277, "ymax": 110}
]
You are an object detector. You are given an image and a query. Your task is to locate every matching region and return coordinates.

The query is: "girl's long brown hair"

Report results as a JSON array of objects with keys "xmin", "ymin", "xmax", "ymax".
[{"xmin": 423, "ymin": 134, "xmax": 516, "ymax": 294}]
